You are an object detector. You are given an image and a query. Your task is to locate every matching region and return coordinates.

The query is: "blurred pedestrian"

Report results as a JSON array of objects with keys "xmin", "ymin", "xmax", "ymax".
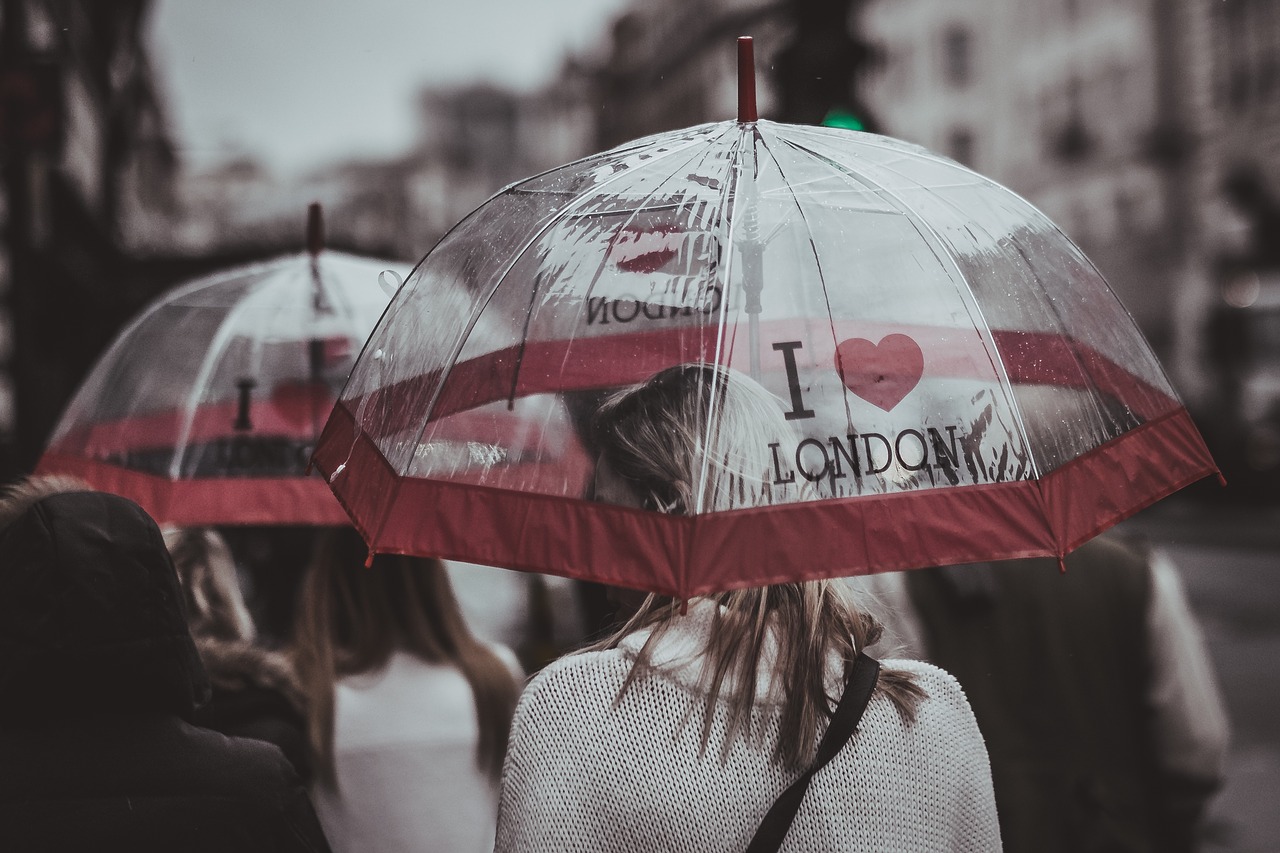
[
  {"xmin": 850, "ymin": 535, "xmax": 1229, "ymax": 853},
  {"xmin": 0, "ymin": 476, "xmax": 332, "ymax": 853},
  {"xmin": 494, "ymin": 364, "xmax": 1002, "ymax": 852},
  {"xmin": 1221, "ymin": 161, "xmax": 1280, "ymax": 270},
  {"xmin": 446, "ymin": 560, "xmax": 590, "ymax": 674},
  {"xmin": 166, "ymin": 525, "xmax": 313, "ymax": 781},
  {"xmin": 292, "ymin": 527, "xmax": 522, "ymax": 853},
  {"xmin": 222, "ymin": 525, "xmax": 319, "ymax": 646}
]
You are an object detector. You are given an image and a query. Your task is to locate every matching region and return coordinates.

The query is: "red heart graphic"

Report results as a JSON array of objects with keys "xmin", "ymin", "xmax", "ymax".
[{"xmin": 835, "ymin": 334, "xmax": 925, "ymax": 412}]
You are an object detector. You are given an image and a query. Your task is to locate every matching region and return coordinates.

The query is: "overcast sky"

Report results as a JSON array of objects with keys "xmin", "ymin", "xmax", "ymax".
[{"xmin": 148, "ymin": 0, "xmax": 630, "ymax": 178}]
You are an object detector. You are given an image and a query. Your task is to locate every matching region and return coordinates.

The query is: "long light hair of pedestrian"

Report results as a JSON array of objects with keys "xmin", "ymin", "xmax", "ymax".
[
  {"xmin": 163, "ymin": 527, "xmax": 256, "ymax": 643},
  {"xmin": 292, "ymin": 528, "xmax": 520, "ymax": 786},
  {"xmin": 592, "ymin": 363, "xmax": 925, "ymax": 769}
]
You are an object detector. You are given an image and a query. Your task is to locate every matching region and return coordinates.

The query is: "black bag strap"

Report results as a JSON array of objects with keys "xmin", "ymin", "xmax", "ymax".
[{"xmin": 743, "ymin": 652, "xmax": 881, "ymax": 853}]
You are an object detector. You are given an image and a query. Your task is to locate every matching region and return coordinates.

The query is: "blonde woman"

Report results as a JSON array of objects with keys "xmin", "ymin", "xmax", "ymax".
[
  {"xmin": 292, "ymin": 528, "xmax": 522, "ymax": 853},
  {"xmin": 494, "ymin": 364, "xmax": 1002, "ymax": 853},
  {"xmin": 164, "ymin": 526, "xmax": 312, "ymax": 781}
]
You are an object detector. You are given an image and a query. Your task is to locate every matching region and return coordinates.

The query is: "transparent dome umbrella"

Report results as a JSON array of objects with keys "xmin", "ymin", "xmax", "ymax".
[
  {"xmin": 35, "ymin": 206, "xmax": 420, "ymax": 526},
  {"xmin": 313, "ymin": 40, "xmax": 1218, "ymax": 598}
]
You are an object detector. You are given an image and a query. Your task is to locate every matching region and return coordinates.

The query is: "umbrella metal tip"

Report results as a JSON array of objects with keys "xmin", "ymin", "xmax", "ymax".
[
  {"xmin": 737, "ymin": 36, "xmax": 757, "ymax": 123},
  {"xmin": 307, "ymin": 202, "xmax": 325, "ymax": 256}
]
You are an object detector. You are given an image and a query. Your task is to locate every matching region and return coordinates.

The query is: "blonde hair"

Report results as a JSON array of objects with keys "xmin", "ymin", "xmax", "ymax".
[
  {"xmin": 291, "ymin": 528, "xmax": 521, "ymax": 786},
  {"xmin": 592, "ymin": 362, "xmax": 803, "ymax": 514},
  {"xmin": 593, "ymin": 364, "xmax": 924, "ymax": 768},
  {"xmin": 163, "ymin": 527, "xmax": 256, "ymax": 643}
]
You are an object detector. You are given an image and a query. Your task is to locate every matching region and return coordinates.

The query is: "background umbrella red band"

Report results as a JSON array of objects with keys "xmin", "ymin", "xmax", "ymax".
[
  {"xmin": 38, "ymin": 379, "xmax": 568, "ymax": 526},
  {"xmin": 45, "ymin": 381, "xmax": 337, "ymax": 456},
  {"xmin": 36, "ymin": 450, "xmax": 353, "ymax": 527},
  {"xmin": 44, "ymin": 382, "xmax": 554, "ymax": 462}
]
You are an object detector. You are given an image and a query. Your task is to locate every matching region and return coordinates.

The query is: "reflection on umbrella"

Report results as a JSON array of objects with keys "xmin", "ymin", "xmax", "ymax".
[
  {"xmin": 314, "ymin": 41, "xmax": 1218, "ymax": 598},
  {"xmin": 36, "ymin": 205, "xmax": 413, "ymax": 525}
]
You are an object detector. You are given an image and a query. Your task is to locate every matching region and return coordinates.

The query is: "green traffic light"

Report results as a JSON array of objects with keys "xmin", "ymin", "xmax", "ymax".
[{"xmin": 820, "ymin": 107, "xmax": 865, "ymax": 131}]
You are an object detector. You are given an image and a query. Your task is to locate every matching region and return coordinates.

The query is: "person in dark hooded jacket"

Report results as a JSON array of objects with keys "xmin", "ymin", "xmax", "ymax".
[
  {"xmin": 0, "ymin": 476, "xmax": 332, "ymax": 853},
  {"xmin": 165, "ymin": 525, "xmax": 313, "ymax": 782}
]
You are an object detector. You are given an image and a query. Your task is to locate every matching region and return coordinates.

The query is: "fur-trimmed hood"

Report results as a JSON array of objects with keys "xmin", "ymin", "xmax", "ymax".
[
  {"xmin": 0, "ymin": 491, "xmax": 210, "ymax": 723},
  {"xmin": 195, "ymin": 635, "xmax": 308, "ymax": 718}
]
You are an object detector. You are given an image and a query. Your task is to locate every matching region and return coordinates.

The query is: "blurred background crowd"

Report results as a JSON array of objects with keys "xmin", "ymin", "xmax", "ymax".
[{"xmin": 0, "ymin": 1, "xmax": 1277, "ymax": 850}]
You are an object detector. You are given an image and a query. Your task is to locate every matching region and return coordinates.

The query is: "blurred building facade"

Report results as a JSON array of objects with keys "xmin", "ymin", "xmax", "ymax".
[
  {"xmin": 0, "ymin": 0, "xmax": 181, "ymax": 477},
  {"xmin": 177, "ymin": 73, "xmax": 598, "ymax": 265},
  {"xmin": 595, "ymin": 0, "xmax": 788, "ymax": 149},
  {"xmin": 403, "ymin": 76, "xmax": 598, "ymax": 255},
  {"xmin": 1200, "ymin": 0, "xmax": 1280, "ymax": 489},
  {"xmin": 1211, "ymin": 0, "xmax": 1280, "ymax": 194}
]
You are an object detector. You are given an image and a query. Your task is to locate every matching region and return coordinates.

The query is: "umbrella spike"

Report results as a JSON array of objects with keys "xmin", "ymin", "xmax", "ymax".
[
  {"xmin": 307, "ymin": 202, "xmax": 325, "ymax": 256},
  {"xmin": 364, "ymin": 548, "xmax": 375, "ymax": 569},
  {"xmin": 737, "ymin": 36, "xmax": 757, "ymax": 123},
  {"xmin": 1057, "ymin": 555, "xmax": 1067, "ymax": 574}
]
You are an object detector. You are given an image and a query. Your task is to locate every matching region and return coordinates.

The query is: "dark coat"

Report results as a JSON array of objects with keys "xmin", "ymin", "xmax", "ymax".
[
  {"xmin": 192, "ymin": 637, "xmax": 314, "ymax": 783},
  {"xmin": 0, "ymin": 490, "xmax": 332, "ymax": 853},
  {"xmin": 905, "ymin": 536, "xmax": 1213, "ymax": 853}
]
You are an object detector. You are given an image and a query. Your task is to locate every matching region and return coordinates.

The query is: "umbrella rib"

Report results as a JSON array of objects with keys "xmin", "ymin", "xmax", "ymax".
[
  {"xmin": 406, "ymin": 126, "xmax": 731, "ymax": 458},
  {"xmin": 169, "ymin": 263, "xmax": 296, "ymax": 479},
  {"xmin": 519, "ymin": 124, "xmax": 740, "ymax": 409},
  {"xmin": 776, "ymin": 135, "xmax": 1044, "ymax": 483},
  {"xmin": 782, "ymin": 123, "xmax": 962, "ymax": 171},
  {"xmin": 989, "ymin": 229, "xmax": 1132, "ymax": 435},
  {"xmin": 842, "ymin": 148, "xmax": 1141, "ymax": 437},
  {"xmin": 50, "ymin": 264, "xmax": 261, "ymax": 448},
  {"xmin": 753, "ymin": 130, "xmax": 867, "ymax": 462},
  {"xmin": 932, "ymin": 171, "xmax": 1182, "ymax": 406},
  {"xmin": 506, "ymin": 128, "xmax": 732, "ymax": 405},
  {"xmin": 688, "ymin": 125, "xmax": 750, "ymax": 517},
  {"xmin": 573, "ymin": 123, "xmax": 741, "ymax": 318},
  {"xmin": 780, "ymin": 124, "xmax": 1153, "ymax": 399}
]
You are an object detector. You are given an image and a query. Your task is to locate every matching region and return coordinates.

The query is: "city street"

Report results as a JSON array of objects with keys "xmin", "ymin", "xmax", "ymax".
[
  {"xmin": 3, "ymin": 2, "xmax": 1276, "ymax": 849},
  {"xmin": 1119, "ymin": 496, "xmax": 1280, "ymax": 853}
]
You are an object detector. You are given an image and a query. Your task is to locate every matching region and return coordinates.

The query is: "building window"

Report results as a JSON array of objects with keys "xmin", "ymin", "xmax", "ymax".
[
  {"xmin": 1213, "ymin": 0, "xmax": 1280, "ymax": 114},
  {"xmin": 1221, "ymin": 0, "xmax": 1252, "ymax": 112},
  {"xmin": 943, "ymin": 26, "xmax": 972, "ymax": 87},
  {"xmin": 1046, "ymin": 77, "xmax": 1094, "ymax": 162},
  {"xmin": 948, "ymin": 128, "xmax": 975, "ymax": 167}
]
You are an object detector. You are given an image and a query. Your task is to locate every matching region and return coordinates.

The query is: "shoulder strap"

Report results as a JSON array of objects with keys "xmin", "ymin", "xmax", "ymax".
[{"xmin": 743, "ymin": 652, "xmax": 881, "ymax": 853}]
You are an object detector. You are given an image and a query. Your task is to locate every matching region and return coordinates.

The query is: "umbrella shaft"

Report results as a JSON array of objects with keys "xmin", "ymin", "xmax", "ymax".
[{"xmin": 749, "ymin": 314, "xmax": 761, "ymax": 380}]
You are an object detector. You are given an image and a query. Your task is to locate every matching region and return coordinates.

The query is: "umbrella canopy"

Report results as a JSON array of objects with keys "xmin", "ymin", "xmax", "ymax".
[
  {"xmin": 313, "ymin": 45, "xmax": 1217, "ymax": 598},
  {"xmin": 38, "ymin": 214, "xmax": 414, "ymax": 526}
]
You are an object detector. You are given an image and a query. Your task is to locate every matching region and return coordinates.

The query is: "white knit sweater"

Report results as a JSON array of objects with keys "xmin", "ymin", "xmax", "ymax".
[
  {"xmin": 494, "ymin": 602, "xmax": 1002, "ymax": 853},
  {"xmin": 312, "ymin": 648, "xmax": 519, "ymax": 853}
]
